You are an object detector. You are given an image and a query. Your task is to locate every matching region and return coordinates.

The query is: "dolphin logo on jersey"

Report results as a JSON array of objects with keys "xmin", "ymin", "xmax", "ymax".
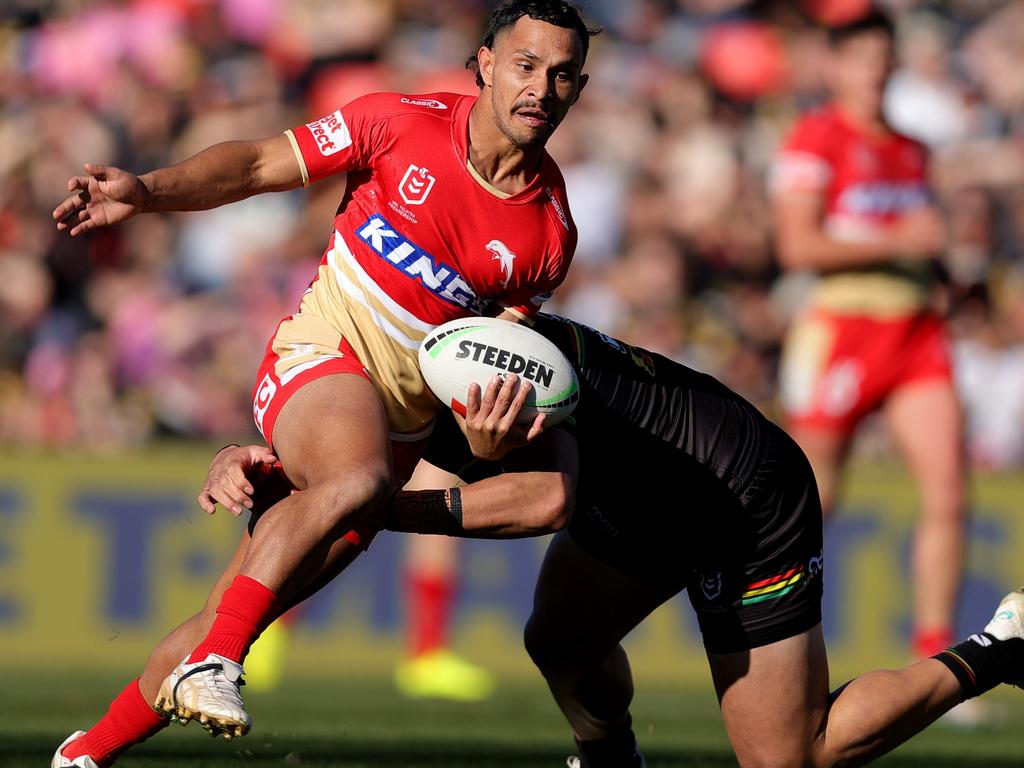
[
  {"xmin": 399, "ymin": 164, "xmax": 436, "ymax": 206},
  {"xmin": 485, "ymin": 239, "xmax": 517, "ymax": 288}
]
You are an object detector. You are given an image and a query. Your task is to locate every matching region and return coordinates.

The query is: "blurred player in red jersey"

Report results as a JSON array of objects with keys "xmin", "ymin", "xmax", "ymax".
[
  {"xmin": 771, "ymin": 9, "xmax": 969, "ymax": 690},
  {"xmin": 50, "ymin": 2, "xmax": 596, "ymax": 764}
]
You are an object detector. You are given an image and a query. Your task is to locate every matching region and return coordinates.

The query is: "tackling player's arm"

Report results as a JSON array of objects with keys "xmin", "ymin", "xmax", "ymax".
[
  {"xmin": 386, "ymin": 432, "xmax": 577, "ymax": 538},
  {"xmin": 53, "ymin": 135, "xmax": 303, "ymax": 236}
]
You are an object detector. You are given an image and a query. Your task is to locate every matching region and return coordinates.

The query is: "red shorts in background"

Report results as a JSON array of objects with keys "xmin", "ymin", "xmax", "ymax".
[{"xmin": 779, "ymin": 309, "xmax": 953, "ymax": 436}]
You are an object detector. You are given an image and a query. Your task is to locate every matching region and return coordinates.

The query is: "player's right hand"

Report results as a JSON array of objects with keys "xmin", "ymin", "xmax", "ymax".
[
  {"xmin": 198, "ymin": 444, "xmax": 279, "ymax": 516},
  {"xmin": 52, "ymin": 163, "xmax": 151, "ymax": 236},
  {"xmin": 891, "ymin": 207, "xmax": 946, "ymax": 259},
  {"xmin": 457, "ymin": 374, "xmax": 546, "ymax": 461}
]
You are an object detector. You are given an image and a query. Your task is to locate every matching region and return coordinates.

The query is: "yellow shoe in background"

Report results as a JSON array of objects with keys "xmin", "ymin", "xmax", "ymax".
[
  {"xmin": 394, "ymin": 649, "xmax": 496, "ymax": 702},
  {"xmin": 245, "ymin": 620, "xmax": 290, "ymax": 694}
]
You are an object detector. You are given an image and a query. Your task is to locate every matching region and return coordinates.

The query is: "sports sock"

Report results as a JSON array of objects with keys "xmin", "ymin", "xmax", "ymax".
[
  {"xmin": 912, "ymin": 627, "xmax": 954, "ymax": 659},
  {"xmin": 188, "ymin": 575, "xmax": 278, "ymax": 664},
  {"xmin": 61, "ymin": 679, "xmax": 168, "ymax": 767},
  {"xmin": 575, "ymin": 718, "xmax": 644, "ymax": 768},
  {"xmin": 408, "ymin": 570, "xmax": 455, "ymax": 656},
  {"xmin": 933, "ymin": 632, "xmax": 1024, "ymax": 699}
]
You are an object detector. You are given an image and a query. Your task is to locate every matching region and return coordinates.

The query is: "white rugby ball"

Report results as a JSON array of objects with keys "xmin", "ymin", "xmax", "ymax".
[{"xmin": 419, "ymin": 316, "xmax": 579, "ymax": 425}]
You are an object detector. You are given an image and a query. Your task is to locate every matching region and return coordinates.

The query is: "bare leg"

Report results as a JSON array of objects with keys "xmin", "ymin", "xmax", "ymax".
[
  {"xmin": 785, "ymin": 425, "xmax": 852, "ymax": 519},
  {"xmin": 524, "ymin": 533, "xmax": 674, "ymax": 743},
  {"xmin": 393, "ymin": 460, "xmax": 495, "ymax": 700},
  {"xmin": 138, "ymin": 532, "xmax": 251, "ymax": 702},
  {"xmin": 883, "ymin": 380, "xmax": 967, "ymax": 643},
  {"xmin": 238, "ymin": 374, "xmax": 394, "ymax": 602},
  {"xmin": 708, "ymin": 625, "xmax": 962, "ymax": 767}
]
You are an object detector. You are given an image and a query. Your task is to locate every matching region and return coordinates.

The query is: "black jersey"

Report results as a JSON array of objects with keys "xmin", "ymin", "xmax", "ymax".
[
  {"xmin": 423, "ymin": 314, "xmax": 823, "ymax": 645},
  {"xmin": 533, "ymin": 314, "xmax": 772, "ymax": 495}
]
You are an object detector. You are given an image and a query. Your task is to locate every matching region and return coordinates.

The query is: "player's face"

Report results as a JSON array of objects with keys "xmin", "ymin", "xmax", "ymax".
[
  {"xmin": 828, "ymin": 30, "xmax": 894, "ymax": 113},
  {"xmin": 477, "ymin": 16, "xmax": 588, "ymax": 149}
]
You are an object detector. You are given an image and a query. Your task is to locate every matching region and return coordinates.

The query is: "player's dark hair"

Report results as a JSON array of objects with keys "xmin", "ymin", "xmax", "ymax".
[
  {"xmin": 827, "ymin": 8, "xmax": 895, "ymax": 48},
  {"xmin": 466, "ymin": 0, "xmax": 601, "ymax": 89}
]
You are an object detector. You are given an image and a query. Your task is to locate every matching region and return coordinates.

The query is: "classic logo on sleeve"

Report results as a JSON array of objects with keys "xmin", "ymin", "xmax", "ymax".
[
  {"xmin": 399, "ymin": 164, "xmax": 436, "ymax": 206},
  {"xmin": 305, "ymin": 110, "xmax": 351, "ymax": 157},
  {"xmin": 399, "ymin": 97, "xmax": 448, "ymax": 110},
  {"xmin": 546, "ymin": 187, "xmax": 569, "ymax": 231}
]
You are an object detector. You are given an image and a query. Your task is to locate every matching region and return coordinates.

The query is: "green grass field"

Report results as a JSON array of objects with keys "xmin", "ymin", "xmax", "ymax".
[{"xmin": 6, "ymin": 672, "xmax": 1024, "ymax": 767}]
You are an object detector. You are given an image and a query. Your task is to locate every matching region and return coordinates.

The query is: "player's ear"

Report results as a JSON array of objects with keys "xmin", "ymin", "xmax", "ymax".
[
  {"xmin": 477, "ymin": 46, "xmax": 495, "ymax": 88},
  {"xmin": 573, "ymin": 73, "xmax": 589, "ymax": 104}
]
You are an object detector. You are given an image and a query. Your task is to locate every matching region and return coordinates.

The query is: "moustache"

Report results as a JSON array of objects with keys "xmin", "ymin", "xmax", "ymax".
[{"xmin": 511, "ymin": 101, "xmax": 552, "ymax": 121}]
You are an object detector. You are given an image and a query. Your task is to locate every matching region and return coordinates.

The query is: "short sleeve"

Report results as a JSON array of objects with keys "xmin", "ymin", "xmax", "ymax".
[
  {"xmin": 285, "ymin": 93, "xmax": 390, "ymax": 186},
  {"xmin": 501, "ymin": 290, "xmax": 555, "ymax": 323},
  {"xmin": 770, "ymin": 113, "xmax": 835, "ymax": 196}
]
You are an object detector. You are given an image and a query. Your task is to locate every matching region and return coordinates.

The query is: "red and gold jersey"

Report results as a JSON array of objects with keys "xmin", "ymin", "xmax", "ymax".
[
  {"xmin": 771, "ymin": 104, "xmax": 934, "ymax": 315},
  {"xmin": 279, "ymin": 92, "xmax": 577, "ymax": 434}
]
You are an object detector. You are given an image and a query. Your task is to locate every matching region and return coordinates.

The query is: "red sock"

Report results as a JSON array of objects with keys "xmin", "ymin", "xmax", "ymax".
[
  {"xmin": 913, "ymin": 627, "xmax": 955, "ymax": 659},
  {"xmin": 61, "ymin": 679, "xmax": 167, "ymax": 767},
  {"xmin": 188, "ymin": 575, "xmax": 278, "ymax": 664},
  {"xmin": 408, "ymin": 571, "xmax": 455, "ymax": 657}
]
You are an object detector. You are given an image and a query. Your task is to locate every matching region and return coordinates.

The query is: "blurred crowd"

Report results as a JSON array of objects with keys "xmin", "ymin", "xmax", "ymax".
[{"xmin": 2, "ymin": 0, "xmax": 1024, "ymax": 467}]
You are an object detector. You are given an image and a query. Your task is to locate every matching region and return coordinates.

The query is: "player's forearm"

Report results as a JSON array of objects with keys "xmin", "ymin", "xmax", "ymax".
[
  {"xmin": 388, "ymin": 472, "xmax": 573, "ymax": 538},
  {"xmin": 777, "ymin": 228, "xmax": 900, "ymax": 272},
  {"xmin": 139, "ymin": 139, "xmax": 301, "ymax": 213}
]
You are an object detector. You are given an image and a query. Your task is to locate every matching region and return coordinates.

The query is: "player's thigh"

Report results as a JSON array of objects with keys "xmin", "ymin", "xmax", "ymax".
[
  {"xmin": 785, "ymin": 425, "xmax": 851, "ymax": 514},
  {"xmin": 707, "ymin": 624, "xmax": 830, "ymax": 768},
  {"xmin": 526, "ymin": 531, "xmax": 676, "ymax": 665},
  {"xmin": 883, "ymin": 379, "xmax": 965, "ymax": 501},
  {"xmin": 272, "ymin": 372, "xmax": 393, "ymax": 491}
]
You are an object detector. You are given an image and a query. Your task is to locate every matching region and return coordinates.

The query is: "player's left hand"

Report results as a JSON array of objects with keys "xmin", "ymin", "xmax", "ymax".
[
  {"xmin": 457, "ymin": 373, "xmax": 546, "ymax": 461},
  {"xmin": 198, "ymin": 444, "xmax": 278, "ymax": 516}
]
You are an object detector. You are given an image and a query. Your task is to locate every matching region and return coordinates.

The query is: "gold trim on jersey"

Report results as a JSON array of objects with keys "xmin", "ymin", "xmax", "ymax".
[
  {"xmin": 809, "ymin": 272, "xmax": 930, "ymax": 316},
  {"xmin": 466, "ymin": 159, "xmax": 513, "ymax": 199},
  {"xmin": 284, "ymin": 129, "xmax": 311, "ymax": 187},
  {"xmin": 325, "ymin": 231, "xmax": 433, "ymax": 349},
  {"xmin": 288, "ymin": 232, "xmax": 442, "ymax": 435}
]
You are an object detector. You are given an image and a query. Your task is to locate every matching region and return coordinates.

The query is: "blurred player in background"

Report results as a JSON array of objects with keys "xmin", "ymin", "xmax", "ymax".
[
  {"xmin": 246, "ymin": 538, "xmax": 496, "ymax": 702},
  {"xmin": 393, "ymin": 535, "xmax": 496, "ymax": 701},
  {"xmin": 205, "ymin": 314, "xmax": 1024, "ymax": 768},
  {"xmin": 771, "ymin": 9, "xmax": 969, "ymax": 698},
  {"xmin": 50, "ymin": 1, "xmax": 595, "ymax": 765}
]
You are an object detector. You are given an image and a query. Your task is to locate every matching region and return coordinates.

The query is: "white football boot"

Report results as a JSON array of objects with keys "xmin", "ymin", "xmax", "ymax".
[
  {"xmin": 566, "ymin": 753, "xmax": 647, "ymax": 767},
  {"xmin": 51, "ymin": 731, "xmax": 98, "ymax": 768},
  {"xmin": 984, "ymin": 586, "xmax": 1024, "ymax": 687},
  {"xmin": 154, "ymin": 653, "xmax": 251, "ymax": 739}
]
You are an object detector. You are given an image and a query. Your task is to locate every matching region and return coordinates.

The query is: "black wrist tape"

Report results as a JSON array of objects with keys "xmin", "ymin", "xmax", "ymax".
[{"xmin": 446, "ymin": 487, "xmax": 463, "ymax": 527}]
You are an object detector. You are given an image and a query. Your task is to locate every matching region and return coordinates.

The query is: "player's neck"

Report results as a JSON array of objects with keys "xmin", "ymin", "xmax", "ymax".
[
  {"xmin": 467, "ymin": 102, "xmax": 543, "ymax": 196},
  {"xmin": 833, "ymin": 97, "xmax": 889, "ymax": 136}
]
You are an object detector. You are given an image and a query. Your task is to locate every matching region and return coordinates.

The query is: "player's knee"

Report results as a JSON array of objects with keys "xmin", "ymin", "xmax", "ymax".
[
  {"xmin": 311, "ymin": 466, "xmax": 392, "ymax": 530},
  {"xmin": 737, "ymin": 744, "xmax": 817, "ymax": 768},
  {"xmin": 523, "ymin": 614, "xmax": 557, "ymax": 670},
  {"xmin": 524, "ymin": 612, "xmax": 579, "ymax": 673}
]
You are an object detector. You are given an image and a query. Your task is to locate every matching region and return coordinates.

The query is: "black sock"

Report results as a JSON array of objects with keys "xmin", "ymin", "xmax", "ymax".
[
  {"xmin": 575, "ymin": 718, "xmax": 643, "ymax": 768},
  {"xmin": 933, "ymin": 632, "xmax": 1024, "ymax": 699}
]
